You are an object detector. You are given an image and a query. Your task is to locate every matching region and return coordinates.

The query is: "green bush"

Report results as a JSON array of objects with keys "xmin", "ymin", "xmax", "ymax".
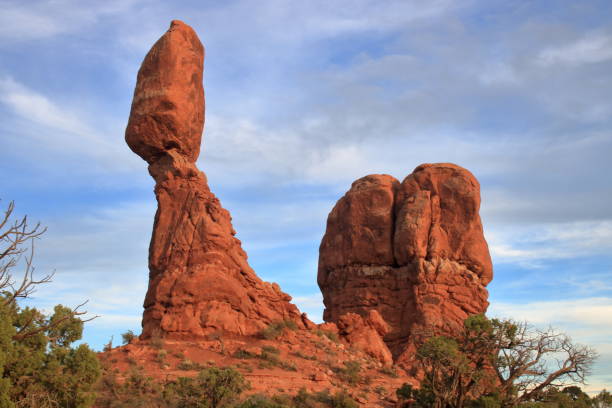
[
  {"xmin": 338, "ymin": 361, "xmax": 361, "ymax": 385},
  {"xmin": 315, "ymin": 329, "xmax": 339, "ymax": 343},
  {"xmin": 149, "ymin": 330, "xmax": 165, "ymax": 350},
  {"xmin": 291, "ymin": 351, "xmax": 316, "ymax": 361},
  {"xmin": 178, "ymin": 359, "xmax": 204, "ymax": 371},
  {"xmin": 292, "ymin": 388, "xmax": 358, "ymax": 408},
  {"xmin": 237, "ymin": 394, "xmax": 292, "ymax": 408},
  {"xmin": 96, "ymin": 366, "xmax": 165, "ymax": 407},
  {"xmin": 0, "ymin": 201, "xmax": 102, "ymax": 406},
  {"xmin": 98, "ymin": 366, "xmax": 249, "ymax": 408},
  {"xmin": 379, "ymin": 365, "xmax": 399, "ymax": 378},
  {"xmin": 121, "ymin": 330, "xmax": 136, "ymax": 345},
  {"xmin": 0, "ymin": 300, "xmax": 101, "ymax": 407},
  {"xmin": 166, "ymin": 367, "xmax": 249, "ymax": 408},
  {"xmin": 234, "ymin": 348, "xmax": 296, "ymax": 371},
  {"xmin": 261, "ymin": 321, "xmax": 297, "ymax": 340}
]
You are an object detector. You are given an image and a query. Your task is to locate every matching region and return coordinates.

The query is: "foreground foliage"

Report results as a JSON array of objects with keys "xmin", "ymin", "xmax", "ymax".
[
  {"xmin": 406, "ymin": 314, "xmax": 599, "ymax": 408},
  {"xmin": 96, "ymin": 365, "xmax": 358, "ymax": 408},
  {"xmin": 0, "ymin": 201, "xmax": 100, "ymax": 407}
]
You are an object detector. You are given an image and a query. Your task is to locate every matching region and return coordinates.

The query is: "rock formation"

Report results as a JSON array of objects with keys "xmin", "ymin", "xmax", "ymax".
[
  {"xmin": 126, "ymin": 20, "xmax": 304, "ymax": 339},
  {"xmin": 318, "ymin": 163, "xmax": 492, "ymax": 363}
]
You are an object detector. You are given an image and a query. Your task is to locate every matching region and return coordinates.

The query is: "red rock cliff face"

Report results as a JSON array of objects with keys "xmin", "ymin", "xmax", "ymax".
[
  {"xmin": 126, "ymin": 20, "xmax": 303, "ymax": 339},
  {"xmin": 318, "ymin": 163, "xmax": 492, "ymax": 363}
]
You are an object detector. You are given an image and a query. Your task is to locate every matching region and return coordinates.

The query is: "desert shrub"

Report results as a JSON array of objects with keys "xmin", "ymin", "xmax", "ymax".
[
  {"xmin": 468, "ymin": 394, "xmax": 501, "ymax": 408},
  {"xmin": 261, "ymin": 345, "xmax": 280, "ymax": 355},
  {"xmin": 379, "ymin": 365, "xmax": 399, "ymax": 378},
  {"xmin": 291, "ymin": 351, "xmax": 317, "ymax": 361},
  {"xmin": 327, "ymin": 390, "xmax": 358, "ymax": 408},
  {"xmin": 337, "ymin": 361, "xmax": 361, "ymax": 385},
  {"xmin": 396, "ymin": 383, "xmax": 436, "ymax": 408},
  {"xmin": 0, "ymin": 201, "xmax": 103, "ymax": 408},
  {"xmin": 166, "ymin": 367, "xmax": 249, "ymax": 408},
  {"xmin": 238, "ymin": 394, "xmax": 293, "ymax": 408},
  {"xmin": 233, "ymin": 349, "xmax": 256, "ymax": 359},
  {"xmin": 374, "ymin": 385, "xmax": 387, "ymax": 396},
  {"xmin": 96, "ymin": 366, "xmax": 165, "ymax": 408},
  {"xmin": 100, "ymin": 366, "xmax": 249, "ymax": 408},
  {"xmin": 292, "ymin": 388, "xmax": 358, "ymax": 408},
  {"xmin": 177, "ymin": 359, "xmax": 204, "ymax": 371},
  {"xmin": 1, "ymin": 300, "xmax": 101, "ymax": 407},
  {"xmin": 396, "ymin": 383, "xmax": 415, "ymax": 401},
  {"xmin": 103, "ymin": 336, "xmax": 114, "ymax": 352},
  {"xmin": 121, "ymin": 330, "xmax": 136, "ymax": 345},
  {"xmin": 156, "ymin": 349, "xmax": 167, "ymax": 365},
  {"xmin": 149, "ymin": 330, "xmax": 165, "ymax": 350},
  {"xmin": 315, "ymin": 329, "xmax": 338, "ymax": 343},
  {"xmin": 261, "ymin": 320, "xmax": 297, "ymax": 340},
  {"xmin": 234, "ymin": 348, "xmax": 295, "ymax": 371}
]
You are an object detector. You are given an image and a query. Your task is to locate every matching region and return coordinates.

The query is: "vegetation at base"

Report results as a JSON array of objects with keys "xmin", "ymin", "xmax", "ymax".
[
  {"xmin": 121, "ymin": 329, "xmax": 136, "ymax": 345},
  {"xmin": 150, "ymin": 329, "xmax": 166, "ymax": 350},
  {"xmin": 335, "ymin": 361, "xmax": 362, "ymax": 385},
  {"xmin": 314, "ymin": 329, "xmax": 339, "ymax": 343},
  {"xmin": 96, "ymin": 365, "xmax": 359, "ymax": 408},
  {"xmin": 178, "ymin": 358, "xmax": 206, "ymax": 371},
  {"xmin": 0, "ymin": 200, "xmax": 101, "ymax": 407},
  {"xmin": 261, "ymin": 320, "xmax": 298, "ymax": 340},
  {"xmin": 291, "ymin": 350, "xmax": 317, "ymax": 361},
  {"xmin": 97, "ymin": 366, "xmax": 249, "ymax": 408},
  {"xmin": 237, "ymin": 388, "xmax": 358, "ymax": 408},
  {"xmin": 232, "ymin": 347, "xmax": 297, "ymax": 371},
  {"xmin": 379, "ymin": 365, "xmax": 399, "ymax": 378},
  {"xmin": 394, "ymin": 314, "xmax": 601, "ymax": 408}
]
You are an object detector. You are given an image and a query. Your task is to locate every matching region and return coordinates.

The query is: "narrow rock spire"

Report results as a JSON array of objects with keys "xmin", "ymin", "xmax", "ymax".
[{"xmin": 126, "ymin": 20, "xmax": 305, "ymax": 339}]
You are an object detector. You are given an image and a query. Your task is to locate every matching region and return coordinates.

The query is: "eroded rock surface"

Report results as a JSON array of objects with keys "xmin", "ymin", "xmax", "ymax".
[
  {"xmin": 126, "ymin": 20, "xmax": 303, "ymax": 339},
  {"xmin": 318, "ymin": 163, "xmax": 492, "ymax": 363}
]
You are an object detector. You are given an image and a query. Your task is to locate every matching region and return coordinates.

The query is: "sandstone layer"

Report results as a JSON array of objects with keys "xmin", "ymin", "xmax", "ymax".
[
  {"xmin": 126, "ymin": 20, "xmax": 303, "ymax": 339},
  {"xmin": 318, "ymin": 163, "xmax": 492, "ymax": 363}
]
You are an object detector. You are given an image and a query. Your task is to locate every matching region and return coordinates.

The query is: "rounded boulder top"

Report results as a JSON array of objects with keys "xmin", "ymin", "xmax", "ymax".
[{"xmin": 125, "ymin": 20, "xmax": 205, "ymax": 165}]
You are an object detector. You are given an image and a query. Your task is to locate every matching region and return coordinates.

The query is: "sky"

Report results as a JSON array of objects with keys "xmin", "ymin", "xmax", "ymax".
[{"xmin": 1, "ymin": 0, "xmax": 611, "ymax": 393}]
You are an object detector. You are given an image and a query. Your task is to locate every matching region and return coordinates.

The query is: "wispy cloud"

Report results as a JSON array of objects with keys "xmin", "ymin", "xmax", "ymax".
[
  {"xmin": 487, "ymin": 221, "xmax": 612, "ymax": 266},
  {"xmin": 0, "ymin": 0, "xmax": 140, "ymax": 41},
  {"xmin": 0, "ymin": 76, "xmax": 140, "ymax": 175},
  {"xmin": 536, "ymin": 32, "xmax": 612, "ymax": 67}
]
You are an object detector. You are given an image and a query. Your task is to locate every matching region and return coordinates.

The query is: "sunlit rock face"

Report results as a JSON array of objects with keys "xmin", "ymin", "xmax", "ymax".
[
  {"xmin": 318, "ymin": 163, "xmax": 492, "ymax": 364},
  {"xmin": 126, "ymin": 20, "xmax": 305, "ymax": 340}
]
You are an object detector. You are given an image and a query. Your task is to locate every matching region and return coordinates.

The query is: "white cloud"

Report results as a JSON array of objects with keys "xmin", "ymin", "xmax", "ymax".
[
  {"xmin": 489, "ymin": 297, "xmax": 612, "ymax": 329},
  {"xmin": 487, "ymin": 220, "xmax": 612, "ymax": 265},
  {"xmin": 0, "ymin": 76, "xmax": 139, "ymax": 173},
  {"xmin": 537, "ymin": 32, "xmax": 612, "ymax": 67},
  {"xmin": 0, "ymin": 0, "xmax": 140, "ymax": 41},
  {"xmin": 0, "ymin": 77, "xmax": 89, "ymax": 135}
]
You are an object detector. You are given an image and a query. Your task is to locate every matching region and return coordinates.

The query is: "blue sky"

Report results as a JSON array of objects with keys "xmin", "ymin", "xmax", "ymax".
[{"xmin": 1, "ymin": 0, "xmax": 611, "ymax": 393}]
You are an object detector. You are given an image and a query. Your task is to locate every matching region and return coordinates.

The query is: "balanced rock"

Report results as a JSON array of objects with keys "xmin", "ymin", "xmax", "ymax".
[
  {"xmin": 126, "ymin": 20, "xmax": 303, "ymax": 339},
  {"xmin": 318, "ymin": 163, "xmax": 492, "ymax": 362}
]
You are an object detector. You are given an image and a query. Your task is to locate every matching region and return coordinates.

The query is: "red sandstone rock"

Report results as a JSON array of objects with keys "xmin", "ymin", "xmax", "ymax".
[
  {"xmin": 318, "ymin": 175, "xmax": 399, "ymax": 271},
  {"xmin": 395, "ymin": 163, "xmax": 492, "ymax": 283},
  {"xmin": 318, "ymin": 163, "xmax": 492, "ymax": 362},
  {"xmin": 126, "ymin": 20, "xmax": 305, "ymax": 339},
  {"xmin": 337, "ymin": 310, "xmax": 393, "ymax": 366}
]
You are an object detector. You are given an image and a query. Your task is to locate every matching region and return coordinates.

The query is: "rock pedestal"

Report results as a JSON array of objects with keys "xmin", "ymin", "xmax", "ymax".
[{"xmin": 126, "ymin": 20, "xmax": 303, "ymax": 339}]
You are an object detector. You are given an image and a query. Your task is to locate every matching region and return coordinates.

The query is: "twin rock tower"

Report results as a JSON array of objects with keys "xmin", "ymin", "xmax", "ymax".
[{"xmin": 125, "ymin": 20, "xmax": 492, "ymax": 367}]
